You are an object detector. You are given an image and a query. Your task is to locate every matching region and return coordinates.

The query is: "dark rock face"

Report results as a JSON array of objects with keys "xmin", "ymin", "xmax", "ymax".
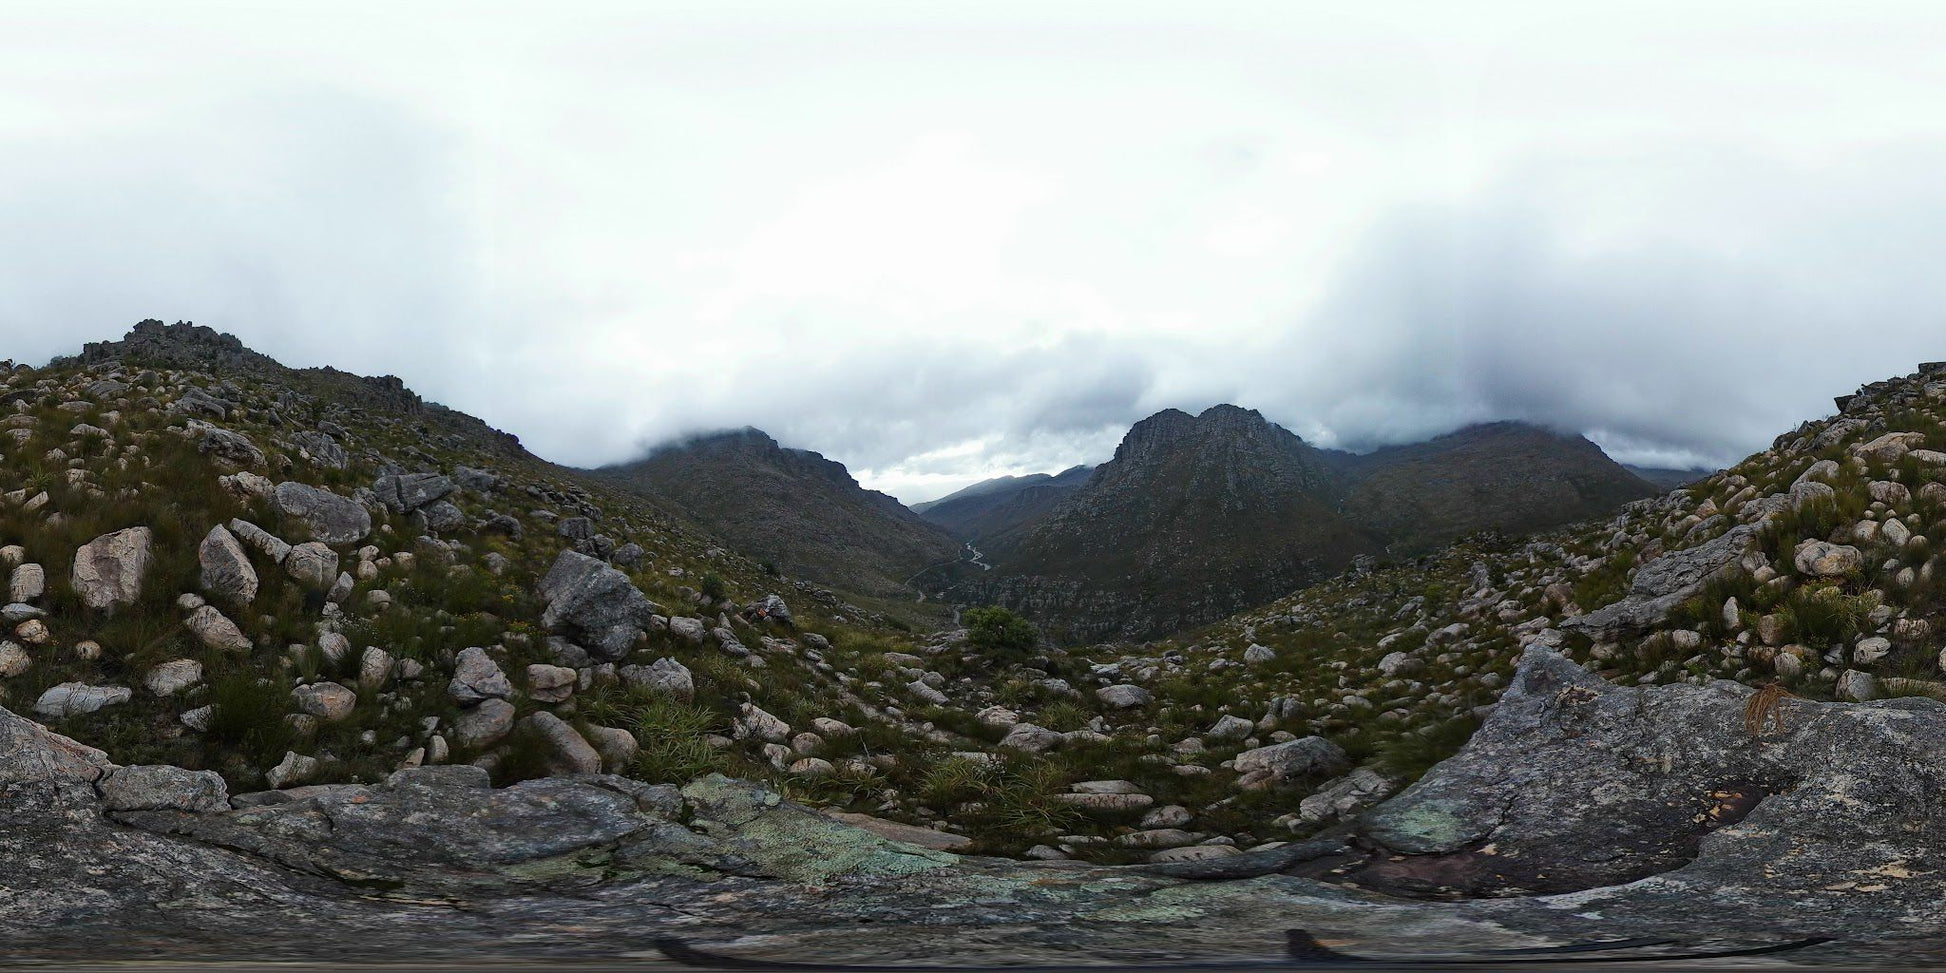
[{"xmin": 598, "ymin": 428, "xmax": 963, "ymax": 597}]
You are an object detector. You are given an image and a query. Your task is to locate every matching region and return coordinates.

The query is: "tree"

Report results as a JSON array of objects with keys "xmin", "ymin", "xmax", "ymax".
[{"xmin": 963, "ymin": 606, "xmax": 1039, "ymax": 665}]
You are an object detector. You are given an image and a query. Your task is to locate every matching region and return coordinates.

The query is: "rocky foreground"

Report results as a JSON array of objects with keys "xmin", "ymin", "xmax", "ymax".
[{"xmin": 9, "ymin": 645, "xmax": 1946, "ymax": 966}]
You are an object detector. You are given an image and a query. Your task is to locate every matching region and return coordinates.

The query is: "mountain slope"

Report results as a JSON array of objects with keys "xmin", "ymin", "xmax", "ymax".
[
  {"xmin": 960, "ymin": 409, "xmax": 1655, "ymax": 642},
  {"xmin": 964, "ymin": 406, "xmax": 1385, "ymax": 642},
  {"xmin": 914, "ymin": 465, "xmax": 1094, "ymax": 547},
  {"xmin": 599, "ymin": 428, "xmax": 962, "ymax": 597},
  {"xmin": 1339, "ymin": 421, "xmax": 1659, "ymax": 551}
]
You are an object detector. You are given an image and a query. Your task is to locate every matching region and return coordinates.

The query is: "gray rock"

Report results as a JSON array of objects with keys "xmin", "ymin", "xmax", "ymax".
[
  {"xmin": 1795, "ymin": 540, "xmax": 1864, "ymax": 577},
  {"xmin": 372, "ymin": 472, "xmax": 457, "ymax": 513},
  {"xmin": 99, "ymin": 765, "xmax": 229, "ymax": 813},
  {"xmin": 7, "ymin": 562, "xmax": 43, "ymax": 604},
  {"xmin": 1562, "ymin": 524, "xmax": 1759, "ymax": 638},
  {"xmin": 143, "ymin": 659, "xmax": 203, "ymax": 697},
  {"xmin": 272, "ymin": 482, "xmax": 371, "ymax": 545},
  {"xmin": 584, "ymin": 724, "xmax": 640, "ymax": 773},
  {"xmin": 71, "ymin": 527, "xmax": 153, "ymax": 611},
  {"xmin": 520, "ymin": 712, "xmax": 601, "ymax": 776},
  {"xmin": 526, "ymin": 663, "xmax": 577, "ymax": 703},
  {"xmin": 1095, "ymin": 684, "xmax": 1152, "ymax": 709},
  {"xmin": 999, "ymin": 723, "xmax": 1065, "ymax": 752},
  {"xmin": 197, "ymin": 524, "xmax": 258, "ymax": 605},
  {"xmin": 537, "ymin": 551, "xmax": 657, "ymax": 662},
  {"xmin": 449, "ymin": 647, "xmax": 514, "ymax": 706},
  {"xmin": 419, "ymin": 500, "xmax": 465, "ymax": 534},
  {"xmin": 621, "ymin": 657, "xmax": 694, "ymax": 699},
  {"xmin": 669, "ymin": 616, "xmax": 708, "ymax": 643},
  {"xmin": 1233, "ymin": 737, "xmax": 1349, "ymax": 786},
  {"xmin": 265, "ymin": 751, "xmax": 320, "ymax": 789},
  {"xmin": 283, "ymin": 542, "xmax": 339, "ymax": 589},
  {"xmin": 228, "ymin": 518, "xmax": 291, "ymax": 563},
  {"xmin": 452, "ymin": 697, "xmax": 516, "ymax": 749},
  {"xmin": 185, "ymin": 605, "xmax": 251, "ymax": 652},
  {"xmin": 358, "ymin": 646, "xmax": 395, "ymax": 691},
  {"xmin": 35, "ymin": 682, "xmax": 132, "ymax": 718},
  {"xmin": 293, "ymin": 682, "xmax": 356, "ymax": 722}
]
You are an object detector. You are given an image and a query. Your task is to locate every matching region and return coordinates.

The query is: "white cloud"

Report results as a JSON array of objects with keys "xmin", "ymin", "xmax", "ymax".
[{"xmin": 4, "ymin": 2, "xmax": 1946, "ymax": 501}]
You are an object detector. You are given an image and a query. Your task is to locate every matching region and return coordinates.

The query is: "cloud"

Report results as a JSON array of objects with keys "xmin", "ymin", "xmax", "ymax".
[{"xmin": 8, "ymin": 4, "xmax": 1946, "ymax": 503}]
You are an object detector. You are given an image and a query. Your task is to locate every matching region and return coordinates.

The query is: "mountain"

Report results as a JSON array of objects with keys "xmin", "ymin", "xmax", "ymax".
[
  {"xmin": 1626, "ymin": 463, "xmax": 1713, "ymax": 489},
  {"xmin": 599, "ymin": 428, "xmax": 962, "ymax": 597},
  {"xmin": 1337, "ymin": 421, "xmax": 1661, "ymax": 551},
  {"xmin": 912, "ymin": 464, "xmax": 1094, "ymax": 547},
  {"xmin": 958, "ymin": 407, "xmax": 1656, "ymax": 642}
]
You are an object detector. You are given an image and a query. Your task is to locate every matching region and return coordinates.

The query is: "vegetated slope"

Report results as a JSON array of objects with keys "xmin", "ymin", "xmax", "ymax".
[
  {"xmin": 960, "ymin": 406, "xmax": 1654, "ymax": 643},
  {"xmin": 1627, "ymin": 463, "xmax": 1714, "ymax": 490},
  {"xmin": 1338, "ymin": 421, "xmax": 1658, "ymax": 551},
  {"xmin": 598, "ymin": 428, "xmax": 964, "ymax": 599},
  {"xmin": 913, "ymin": 465, "xmax": 1094, "ymax": 548}
]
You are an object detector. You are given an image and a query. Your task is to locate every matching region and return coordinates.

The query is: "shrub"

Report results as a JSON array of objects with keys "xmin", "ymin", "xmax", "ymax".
[{"xmin": 962, "ymin": 606, "xmax": 1039, "ymax": 665}]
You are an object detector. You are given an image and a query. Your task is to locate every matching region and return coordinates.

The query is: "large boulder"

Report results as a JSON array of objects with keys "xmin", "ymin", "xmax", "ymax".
[
  {"xmin": 1795, "ymin": 540, "xmax": 1864, "ymax": 577},
  {"xmin": 98, "ymin": 765, "xmax": 229, "ymax": 813},
  {"xmin": 283, "ymin": 542, "xmax": 339, "ymax": 589},
  {"xmin": 519, "ymin": 712, "xmax": 602, "ymax": 776},
  {"xmin": 1349, "ymin": 645, "xmax": 1946, "ymax": 901},
  {"xmin": 372, "ymin": 472, "xmax": 457, "ymax": 513},
  {"xmin": 272, "ymin": 482, "xmax": 371, "ymax": 545},
  {"xmin": 198, "ymin": 524, "xmax": 259, "ymax": 606},
  {"xmin": 1562, "ymin": 524, "xmax": 1759, "ymax": 638},
  {"xmin": 72, "ymin": 527, "xmax": 153, "ymax": 612},
  {"xmin": 448, "ymin": 646, "xmax": 513, "ymax": 705},
  {"xmin": 537, "ymin": 551, "xmax": 658, "ymax": 662},
  {"xmin": 620, "ymin": 657, "xmax": 694, "ymax": 699},
  {"xmin": 1233, "ymin": 737, "xmax": 1348, "ymax": 786},
  {"xmin": 35, "ymin": 682, "xmax": 132, "ymax": 718}
]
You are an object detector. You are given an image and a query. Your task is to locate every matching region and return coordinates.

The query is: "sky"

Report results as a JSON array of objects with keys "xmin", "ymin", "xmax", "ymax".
[{"xmin": 5, "ymin": 2, "xmax": 1946, "ymax": 502}]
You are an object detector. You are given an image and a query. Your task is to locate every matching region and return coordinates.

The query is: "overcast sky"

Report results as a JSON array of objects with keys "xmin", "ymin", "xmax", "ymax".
[{"xmin": 5, "ymin": 2, "xmax": 1946, "ymax": 502}]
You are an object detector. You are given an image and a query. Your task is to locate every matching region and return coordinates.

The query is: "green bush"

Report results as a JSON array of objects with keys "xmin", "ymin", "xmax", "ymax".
[{"xmin": 963, "ymin": 606, "xmax": 1039, "ymax": 665}]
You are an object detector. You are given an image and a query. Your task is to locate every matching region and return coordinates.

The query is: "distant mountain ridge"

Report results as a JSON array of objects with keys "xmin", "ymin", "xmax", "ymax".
[
  {"xmin": 952, "ymin": 406, "xmax": 1656, "ymax": 642},
  {"xmin": 913, "ymin": 465, "xmax": 1095, "ymax": 547},
  {"xmin": 598, "ymin": 428, "xmax": 962, "ymax": 597}
]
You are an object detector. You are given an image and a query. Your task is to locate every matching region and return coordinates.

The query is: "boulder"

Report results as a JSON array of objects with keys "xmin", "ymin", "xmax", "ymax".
[
  {"xmin": 371, "ymin": 473, "xmax": 457, "ymax": 513},
  {"xmin": 1233, "ymin": 737, "xmax": 1349, "ymax": 786},
  {"xmin": 35, "ymin": 682, "xmax": 132, "ymax": 718},
  {"xmin": 272, "ymin": 482, "xmax": 370, "ymax": 545},
  {"xmin": 537, "ymin": 551, "xmax": 657, "ymax": 662},
  {"xmin": 1096, "ymin": 684, "xmax": 1152, "ymax": 709},
  {"xmin": 265, "ymin": 751, "xmax": 320, "ymax": 789},
  {"xmin": 449, "ymin": 647, "xmax": 514, "ymax": 706},
  {"xmin": 669, "ymin": 616, "xmax": 708, "ymax": 643},
  {"xmin": 197, "ymin": 524, "xmax": 258, "ymax": 605},
  {"xmin": 1561, "ymin": 524, "xmax": 1759, "ymax": 638},
  {"xmin": 99, "ymin": 765, "xmax": 229, "ymax": 813},
  {"xmin": 620, "ymin": 657, "xmax": 694, "ymax": 699},
  {"xmin": 526, "ymin": 664, "xmax": 577, "ymax": 703},
  {"xmin": 1794, "ymin": 540, "xmax": 1864, "ymax": 577},
  {"xmin": 185, "ymin": 605, "xmax": 251, "ymax": 652},
  {"xmin": 143, "ymin": 659, "xmax": 203, "ymax": 697},
  {"xmin": 452, "ymin": 697, "xmax": 515, "ymax": 749},
  {"xmin": 283, "ymin": 542, "xmax": 339, "ymax": 589},
  {"xmin": 292, "ymin": 683, "xmax": 357, "ymax": 722},
  {"xmin": 7, "ymin": 563, "xmax": 43, "ymax": 604},
  {"xmin": 71, "ymin": 527, "xmax": 153, "ymax": 611},
  {"xmin": 228, "ymin": 518, "xmax": 291, "ymax": 563},
  {"xmin": 520, "ymin": 712, "xmax": 601, "ymax": 776},
  {"xmin": 583, "ymin": 724, "xmax": 640, "ymax": 773}
]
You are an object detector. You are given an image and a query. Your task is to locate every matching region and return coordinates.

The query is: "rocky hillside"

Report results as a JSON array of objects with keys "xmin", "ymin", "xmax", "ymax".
[
  {"xmin": 597, "ymin": 428, "xmax": 965, "ymax": 599},
  {"xmin": 913, "ymin": 464, "xmax": 1094, "ymax": 548},
  {"xmin": 23, "ymin": 320, "xmax": 1946, "ymax": 893},
  {"xmin": 959, "ymin": 406, "xmax": 1653, "ymax": 642}
]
